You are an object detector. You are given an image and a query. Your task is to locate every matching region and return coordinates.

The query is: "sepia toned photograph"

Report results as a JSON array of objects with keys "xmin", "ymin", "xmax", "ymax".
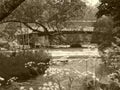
[{"xmin": 0, "ymin": 0, "xmax": 119, "ymax": 90}]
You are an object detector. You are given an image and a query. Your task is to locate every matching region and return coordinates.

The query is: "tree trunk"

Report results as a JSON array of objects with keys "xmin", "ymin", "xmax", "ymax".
[{"xmin": 0, "ymin": 0, "xmax": 25, "ymax": 21}]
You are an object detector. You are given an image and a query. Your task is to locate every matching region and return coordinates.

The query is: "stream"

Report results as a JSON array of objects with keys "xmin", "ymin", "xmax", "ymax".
[{"xmin": 20, "ymin": 47, "xmax": 101, "ymax": 90}]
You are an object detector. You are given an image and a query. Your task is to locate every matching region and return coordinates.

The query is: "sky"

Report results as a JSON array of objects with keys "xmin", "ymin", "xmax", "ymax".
[{"xmin": 83, "ymin": 0, "xmax": 99, "ymax": 6}]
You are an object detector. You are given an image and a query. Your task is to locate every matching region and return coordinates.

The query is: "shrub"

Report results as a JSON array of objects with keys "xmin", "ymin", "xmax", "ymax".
[
  {"xmin": 98, "ymin": 47, "xmax": 120, "ymax": 90},
  {"xmin": 43, "ymin": 67, "xmax": 101, "ymax": 90},
  {"xmin": 0, "ymin": 50, "xmax": 51, "ymax": 86}
]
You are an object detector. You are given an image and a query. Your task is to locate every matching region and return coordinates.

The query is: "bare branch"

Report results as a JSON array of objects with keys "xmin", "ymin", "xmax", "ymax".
[{"xmin": 0, "ymin": 20, "xmax": 50, "ymax": 35}]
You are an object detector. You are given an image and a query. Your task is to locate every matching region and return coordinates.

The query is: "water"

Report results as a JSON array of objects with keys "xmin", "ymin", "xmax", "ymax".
[
  {"xmin": 46, "ymin": 48, "xmax": 100, "ymax": 61},
  {"xmin": 45, "ymin": 47, "xmax": 101, "ymax": 77}
]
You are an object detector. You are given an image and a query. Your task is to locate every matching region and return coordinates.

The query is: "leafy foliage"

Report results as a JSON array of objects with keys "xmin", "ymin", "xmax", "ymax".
[
  {"xmin": 92, "ymin": 16, "xmax": 114, "ymax": 50},
  {"xmin": 5, "ymin": 0, "xmax": 86, "ymax": 30},
  {"xmin": 95, "ymin": 1, "xmax": 120, "ymax": 89},
  {"xmin": 95, "ymin": 0, "xmax": 120, "ymax": 50},
  {"xmin": 96, "ymin": 0, "xmax": 120, "ymax": 26},
  {"xmin": 0, "ymin": 0, "xmax": 86, "ymax": 45},
  {"xmin": 0, "ymin": 50, "xmax": 50, "ymax": 86}
]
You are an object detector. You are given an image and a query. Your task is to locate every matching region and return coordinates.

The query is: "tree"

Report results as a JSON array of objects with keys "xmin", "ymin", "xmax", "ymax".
[
  {"xmin": 92, "ymin": 16, "xmax": 114, "ymax": 50},
  {"xmin": 96, "ymin": 0, "xmax": 120, "ymax": 26},
  {"xmin": 0, "ymin": 0, "xmax": 25, "ymax": 21},
  {"xmin": 5, "ymin": 0, "xmax": 86, "ymax": 31},
  {"xmin": 93, "ymin": 0, "xmax": 120, "ymax": 50},
  {"xmin": 95, "ymin": 1, "xmax": 120, "ymax": 89},
  {"xmin": 83, "ymin": 6, "xmax": 98, "ymax": 20},
  {"xmin": 0, "ymin": 0, "xmax": 86, "ymax": 45}
]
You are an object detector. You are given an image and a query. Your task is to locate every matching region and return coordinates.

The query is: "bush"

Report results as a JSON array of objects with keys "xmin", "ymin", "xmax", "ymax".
[
  {"xmin": 0, "ymin": 50, "xmax": 51, "ymax": 86},
  {"xmin": 98, "ymin": 48, "xmax": 120, "ymax": 90}
]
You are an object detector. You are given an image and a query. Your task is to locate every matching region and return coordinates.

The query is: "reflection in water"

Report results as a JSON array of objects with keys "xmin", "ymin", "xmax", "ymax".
[{"xmin": 47, "ymin": 48, "xmax": 100, "ymax": 58}]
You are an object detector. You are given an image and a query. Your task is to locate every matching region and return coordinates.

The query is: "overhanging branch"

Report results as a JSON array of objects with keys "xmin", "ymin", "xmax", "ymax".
[{"xmin": 0, "ymin": 20, "xmax": 50, "ymax": 35}]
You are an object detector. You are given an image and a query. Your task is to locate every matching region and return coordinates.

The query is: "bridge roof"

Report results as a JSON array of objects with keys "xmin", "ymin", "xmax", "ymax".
[
  {"xmin": 62, "ymin": 26, "xmax": 94, "ymax": 32},
  {"xmin": 66, "ymin": 20, "xmax": 96, "ymax": 23},
  {"xmin": 15, "ymin": 21, "xmax": 95, "ymax": 36},
  {"xmin": 64, "ymin": 20, "xmax": 95, "ymax": 29}
]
